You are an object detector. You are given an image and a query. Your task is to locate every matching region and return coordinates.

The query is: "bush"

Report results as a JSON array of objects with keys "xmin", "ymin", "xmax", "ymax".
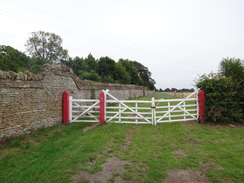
[{"xmin": 196, "ymin": 72, "xmax": 243, "ymax": 123}]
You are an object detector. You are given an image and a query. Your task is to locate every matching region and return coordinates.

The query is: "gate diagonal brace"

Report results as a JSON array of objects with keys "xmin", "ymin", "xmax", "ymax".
[
  {"xmin": 73, "ymin": 102, "xmax": 99, "ymax": 120},
  {"xmin": 71, "ymin": 100, "xmax": 100, "ymax": 122},
  {"xmin": 177, "ymin": 106, "xmax": 197, "ymax": 120},
  {"xmin": 106, "ymin": 107, "xmax": 127, "ymax": 122},
  {"xmin": 103, "ymin": 90, "xmax": 151, "ymax": 124},
  {"xmin": 157, "ymin": 91, "xmax": 197, "ymax": 122}
]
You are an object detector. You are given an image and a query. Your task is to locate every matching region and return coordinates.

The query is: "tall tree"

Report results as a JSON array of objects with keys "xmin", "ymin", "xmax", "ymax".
[
  {"xmin": 0, "ymin": 45, "xmax": 30, "ymax": 72},
  {"xmin": 98, "ymin": 56, "xmax": 116, "ymax": 82},
  {"xmin": 115, "ymin": 62, "xmax": 131, "ymax": 84},
  {"xmin": 25, "ymin": 31, "xmax": 68, "ymax": 62},
  {"xmin": 133, "ymin": 61, "xmax": 156, "ymax": 90},
  {"xmin": 84, "ymin": 53, "xmax": 98, "ymax": 72},
  {"xmin": 119, "ymin": 59, "xmax": 141, "ymax": 85},
  {"xmin": 219, "ymin": 57, "xmax": 244, "ymax": 82}
]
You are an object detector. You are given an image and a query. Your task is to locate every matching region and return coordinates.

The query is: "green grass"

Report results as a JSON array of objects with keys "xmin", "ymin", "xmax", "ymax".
[
  {"xmin": 0, "ymin": 123, "xmax": 131, "ymax": 183},
  {"xmin": 0, "ymin": 121, "xmax": 243, "ymax": 183}
]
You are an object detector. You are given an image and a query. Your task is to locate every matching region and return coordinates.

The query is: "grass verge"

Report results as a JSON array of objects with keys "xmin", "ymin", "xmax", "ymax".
[
  {"xmin": 0, "ymin": 123, "xmax": 131, "ymax": 183},
  {"xmin": 0, "ymin": 121, "xmax": 243, "ymax": 183}
]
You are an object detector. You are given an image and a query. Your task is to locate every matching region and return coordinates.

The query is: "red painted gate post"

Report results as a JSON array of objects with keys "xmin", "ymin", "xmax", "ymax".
[
  {"xmin": 198, "ymin": 90, "xmax": 205, "ymax": 124},
  {"xmin": 63, "ymin": 91, "xmax": 70, "ymax": 124},
  {"xmin": 100, "ymin": 92, "xmax": 105, "ymax": 125}
]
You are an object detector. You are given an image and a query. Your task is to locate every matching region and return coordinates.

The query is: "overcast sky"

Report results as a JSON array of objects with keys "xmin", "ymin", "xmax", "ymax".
[{"xmin": 1, "ymin": 0, "xmax": 244, "ymax": 89}]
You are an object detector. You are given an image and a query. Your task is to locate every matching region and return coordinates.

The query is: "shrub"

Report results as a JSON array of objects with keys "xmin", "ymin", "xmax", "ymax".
[{"xmin": 196, "ymin": 73, "xmax": 243, "ymax": 123}]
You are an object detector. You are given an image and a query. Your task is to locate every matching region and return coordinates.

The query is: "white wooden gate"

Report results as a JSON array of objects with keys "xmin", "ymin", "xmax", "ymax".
[
  {"xmin": 68, "ymin": 90, "xmax": 198, "ymax": 125},
  {"xmin": 69, "ymin": 96, "xmax": 100, "ymax": 123},
  {"xmin": 154, "ymin": 91, "xmax": 198, "ymax": 124}
]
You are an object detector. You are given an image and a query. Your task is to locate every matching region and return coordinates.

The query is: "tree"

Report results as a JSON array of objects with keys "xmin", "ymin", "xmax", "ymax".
[
  {"xmin": 219, "ymin": 57, "xmax": 244, "ymax": 82},
  {"xmin": 98, "ymin": 57, "xmax": 116, "ymax": 82},
  {"xmin": 79, "ymin": 70, "xmax": 101, "ymax": 82},
  {"xmin": 171, "ymin": 88, "xmax": 177, "ymax": 92},
  {"xmin": 28, "ymin": 57, "xmax": 51, "ymax": 73},
  {"xmin": 25, "ymin": 31, "xmax": 68, "ymax": 62},
  {"xmin": 115, "ymin": 62, "xmax": 131, "ymax": 84},
  {"xmin": 84, "ymin": 53, "xmax": 98, "ymax": 72},
  {"xmin": 0, "ymin": 45, "xmax": 30, "ymax": 72},
  {"xmin": 133, "ymin": 61, "xmax": 156, "ymax": 90},
  {"xmin": 119, "ymin": 59, "xmax": 141, "ymax": 85}
]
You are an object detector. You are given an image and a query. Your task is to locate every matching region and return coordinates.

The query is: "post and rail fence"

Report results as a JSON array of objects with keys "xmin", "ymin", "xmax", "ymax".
[{"xmin": 63, "ymin": 89, "xmax": 205, "ymax": 125}]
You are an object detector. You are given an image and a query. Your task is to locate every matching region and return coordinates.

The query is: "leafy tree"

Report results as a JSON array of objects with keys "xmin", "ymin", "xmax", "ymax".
[
  {"xmin": 79, "ymin": 70, "xmax": 101, "ymax": 82},
  {"xmin": 84, "ymin": 53, "xmax": 98, "ymax": 72},
  {"xmin": 133, "ymin": 61, "xmax": 156, "ymax": 90},
  {"xmin": 28, "ymin": 57, "xmax": 51, "ymax": 73},
  {"xmin": 98, "ymin": 57, "xmax": 116, "ymax": 82},
  {"xmin": 119, "ymin": 59, "xmax": 141, "ymax": 85},
  {"xmin": 0, "ymin": 45, "xmax": 30, "ymax": 72},
  {"xmin": 115, "ymin": 62, "xmax": 131, "ymax": 84},
  {"xmin": 219, "ymin": 57, "xmax": 244, "ymax": 82},
  {"xmin": 164, "ymin": 88, "xmax": 171, "ymax": 92},
  {"xmin": 25, "ymin": 31, "xmax": 68, "ymax": 63}
]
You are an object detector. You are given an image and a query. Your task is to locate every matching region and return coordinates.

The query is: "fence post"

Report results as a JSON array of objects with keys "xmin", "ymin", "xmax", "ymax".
[
  {"xmin": 151, "ymin": 97, "xmax": 156, "ymax": 125},
  {"xmin": 63, "ymin": 91, "xmax": 70, "ymax": 124},
  {"xmin": 198, "ymin": 90, "xmax": 205, "ymax": 124},
  {"xmin": 100, "ymin": 92, "xmax": 105, "ymax": 125}
]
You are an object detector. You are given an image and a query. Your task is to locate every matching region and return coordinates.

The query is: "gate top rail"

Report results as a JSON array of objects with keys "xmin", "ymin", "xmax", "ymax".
[
  {"xmin": 106, "ymin": 99, "xmax": 152, "ymax": 103},
  {"xmin": 72, "ymin": 99, "xmax": 99, "ymax": 102},
  {"xmin": 154, "ymin": 98, "xmax": 197, "ymax": 102}
]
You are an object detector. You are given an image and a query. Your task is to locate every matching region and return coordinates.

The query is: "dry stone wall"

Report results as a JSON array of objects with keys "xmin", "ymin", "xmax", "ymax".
[{"xmin": 0, "ymin": 64, "xmax": 149, "ymax": 140}]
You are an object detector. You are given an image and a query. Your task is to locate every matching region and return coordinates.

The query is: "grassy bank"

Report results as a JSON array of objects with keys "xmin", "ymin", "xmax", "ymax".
[{"xmin": 0, "ymin": 121, "xmax": 243, "ymax": 183}]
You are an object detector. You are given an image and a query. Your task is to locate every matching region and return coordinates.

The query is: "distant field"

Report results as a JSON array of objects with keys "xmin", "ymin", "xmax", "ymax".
[{"xmin": 148, "ymin": 92, "xmax": 195, "ymax": 99}]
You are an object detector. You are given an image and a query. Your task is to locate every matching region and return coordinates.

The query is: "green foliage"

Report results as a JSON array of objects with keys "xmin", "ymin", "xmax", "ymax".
[
  {"xmin": 28, "ymin": 57, "xmax": 51, "ymax": 73},
  {"xmin": 196, "ymin": 58, "xmax": 244, "ymax": 123},
  {"xmin": 114, "ymin": 62, "xmax": 131, "ymax": 84},
  {"xmin": 118, "ymin": 59, "xmax": 142, "ymax": 85},
  {"xmin": 25, "ymin": 31, "xmax": 68, "ymax": 63},
  {"xmin": 98, "ymin": 56, "xmax": 116, "ymax": 82},
  {"xmin": 84, "ymin": 53, "xmax": 98, "ymax": 72},
  {"xmin": 219, "ymin": 57, "xmax": 244, "ymax": 82},
  {"xmin": 1, "ymin": 29, "xmax": 156, "ymax": 90},
  {"xmin": 0, "ymin": 45, "xmax": 30, "ymax": 72},
  {"xmin": 79, "ymin": 70, "xmax": 101, "ymax": 82},
  {"xmin": 133, "ymin": 61, "xmax": 156, "ymax": 90},
  {"xmin": 63, "ymin": 56, "xmax": 156, "ymax": 89}
]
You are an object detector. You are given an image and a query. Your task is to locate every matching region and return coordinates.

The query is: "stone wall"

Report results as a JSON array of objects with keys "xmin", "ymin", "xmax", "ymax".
[{"xmin": 0, "ymin": 64, "xmax": 149, "ymax": 140}]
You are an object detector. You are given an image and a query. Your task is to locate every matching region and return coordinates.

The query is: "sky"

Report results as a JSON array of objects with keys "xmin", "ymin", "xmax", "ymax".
[{"xmin": 1, "ymin": 0, "xmax": 244, "ymax": 89}]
